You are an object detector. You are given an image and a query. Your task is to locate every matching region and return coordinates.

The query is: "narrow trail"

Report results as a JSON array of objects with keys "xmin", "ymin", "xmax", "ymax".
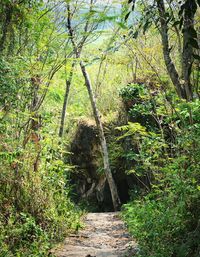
[{"xmin": 52, "ymin": 212, "xmax": 137, "ymax": 257}]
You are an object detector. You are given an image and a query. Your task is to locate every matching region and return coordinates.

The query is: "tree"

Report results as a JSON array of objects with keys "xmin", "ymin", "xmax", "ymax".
[
  {"xmin": 66, "ymin": 1, "xmax": 121, "ymax": 211},
  {"xmin": 59, "ymin": 60, "xmax": 75, "ymax": 137},
  {"xmin": 127, "ymin": 0, "xmax": 200, "ymax": 101}
]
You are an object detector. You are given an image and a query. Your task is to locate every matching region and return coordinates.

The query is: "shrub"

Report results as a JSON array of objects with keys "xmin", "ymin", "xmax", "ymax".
[
  {"xmin": 0, "ymin": 135, "xmax": 81, "ymax": 256},
  {"xmin": 122, "ymin": 100, "xmax": 200, "ymax": 257}
]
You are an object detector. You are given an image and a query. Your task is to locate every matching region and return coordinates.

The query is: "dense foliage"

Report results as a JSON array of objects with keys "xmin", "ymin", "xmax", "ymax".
[
  {"xmin": 121, "ymin": 83, "xmax": 200, "ymax": 256},
  {"xmin": 0, "ymin": 0, "xmax": 199, "ymax": 256},
  {"xmin": 0, "ymin": 1, "xmax": 81, "ymax": 256}
]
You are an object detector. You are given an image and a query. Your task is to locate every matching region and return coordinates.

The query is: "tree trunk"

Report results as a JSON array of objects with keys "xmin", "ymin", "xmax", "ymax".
[
  {"xmin": 166, "ymin": 0, "xmax": 183, "ymax": 76},
  {"xmin": 156, "ymin": 0, "xmax": 185, "ymax": 99},
  {"xmin": 79, "ymin": 61, "xmax": 121, "ymax": 211},
  {"xmin": 66, "ymin": 2, "xmax": 121, "ymax": 211},
  {"xmin": 59, "ymin": 62, "xmax": 75, "ymax": 137},
  {"xmin": 182, "ymin": 2, "xmax": 195, "ymax": 101},
  {"xmin": 0, "ymin": 4, "xmax": 13, "ymax": 53}
]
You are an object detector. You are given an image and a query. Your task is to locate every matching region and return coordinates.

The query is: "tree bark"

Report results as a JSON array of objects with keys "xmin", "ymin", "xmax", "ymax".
[
  {"xmin": 59, "ymin": 62, "xmax": 75, "ymax": 137},
  {"xmin": 182, "ymin": 1, "xmax": 195, "ymax": 101},
  {"xmin": 80, "ymin": 61, "xmax": 121, "ymax": 211},
  {"xmin": 166, "ymin": 0, "xmax": 183, "ymax": 76},
  {"xmin": 0, "ymin": 4, "xmax": 13, "ymax": 53},
  {"xmin": 156, "ymin": 0, "xmax": 185, "ymax": 99}
]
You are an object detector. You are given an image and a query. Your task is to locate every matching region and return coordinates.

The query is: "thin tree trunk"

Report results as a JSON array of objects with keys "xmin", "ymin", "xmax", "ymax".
[
  {"xmin": 80, "ymin": 61, "xmax": 121, "ymax": 211},
  {"xmin": 59, "ymin": 62, "xmax": 75, "ymax": 137},
  {"xmin": 156, "ymin": 0, "xmax": 185, "ymax": 99},
  {"xmin": 66, "ymin": 2, "xmax": 121, "ymax": 211},
  {"xmin": 182, "ymin": 2, "xmax": 195, "ymax": 101},
  {"xmin": 0, "ymin": 4, "xmax": 13, "ymax": 53},
  {"xmin": 134, "ymin": 57, "xmax": 138, "ymax": 81},
  {"xmin": 166, "ymin": 0, "xmax": 183, "ymax": 76}
]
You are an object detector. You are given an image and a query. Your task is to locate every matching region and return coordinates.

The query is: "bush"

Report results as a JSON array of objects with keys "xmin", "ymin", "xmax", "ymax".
[
  {"xmin": 119, "ymin": 83, "xmax": 148, "ymax": 102},
  {"xmin": 0, "ymin": 135, "xmax": 81, "ymax": 256},
  {"xmin": 123, "ymin": 159, "xmax": 200, "ymax": 257},
  {"xmin": 121, "ymin": 92, "xmax": 200, "ymax": 256}
]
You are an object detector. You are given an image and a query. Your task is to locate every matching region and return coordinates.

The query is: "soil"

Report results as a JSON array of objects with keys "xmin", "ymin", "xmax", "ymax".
[{"xmin": 52, "ymin": 212, "xmax": 137, "ymax": 257}]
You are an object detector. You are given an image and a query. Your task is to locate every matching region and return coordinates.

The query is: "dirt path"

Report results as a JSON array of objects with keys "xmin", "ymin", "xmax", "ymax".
[{"xmin": 52, "ymin": 212, "xmax": 137, "ymax": 257}]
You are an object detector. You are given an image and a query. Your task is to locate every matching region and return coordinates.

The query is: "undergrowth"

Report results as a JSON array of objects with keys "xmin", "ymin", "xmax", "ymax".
[
  {"xmin": 0, "ymin": 135, "xmax": 81, "ymax": 257},
  {"xmin": 120, "ymin": 83, "xmax": 200, "ymax": 257}
]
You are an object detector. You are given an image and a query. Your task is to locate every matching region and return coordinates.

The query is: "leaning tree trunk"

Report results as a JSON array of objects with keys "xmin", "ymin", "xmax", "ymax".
[
  {"xmin": 156, "ymin": 0, "xmax": 186, "ymax": 99},
  {"xmin": 59, "ymin": 62, "xmax": 75, "ymax": 137},
  {"xmin": 66, "ymin": 2, "xmax": 121, "ymax": 211},
  {"xmin": 80, "ymin": 61, "xmax": 121, "ymax": 211}
]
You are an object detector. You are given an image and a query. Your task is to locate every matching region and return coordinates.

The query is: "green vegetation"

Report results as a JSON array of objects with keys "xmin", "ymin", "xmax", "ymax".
[
  {"xmin": 0, "ymin": 0, "xmax": 200, "ymax": 256},
  {"xmin": 122, "ymin": 84, "xmax": 200, "ymax": 256}
]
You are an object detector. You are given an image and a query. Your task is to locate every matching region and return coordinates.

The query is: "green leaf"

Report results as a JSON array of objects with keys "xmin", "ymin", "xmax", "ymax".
[
  {"xmin": 126, "ymin": 169, "xmax": 137, "ymax": 175},
  {"xmin": 117, "ymin": 22, "xmax": 127, "ymax": 29},
  {"xmin": 116, "ymin": 122, "xmax": 148, "ymax": 140}
]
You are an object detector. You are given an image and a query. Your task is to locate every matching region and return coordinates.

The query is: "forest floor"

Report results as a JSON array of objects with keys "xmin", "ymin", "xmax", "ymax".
[{"xmin": 52, "ymin": 212, "xmax": 137, "ymax": 257}]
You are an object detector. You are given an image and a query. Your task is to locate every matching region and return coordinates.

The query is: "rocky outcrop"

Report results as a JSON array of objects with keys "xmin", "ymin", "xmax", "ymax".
[
  {"xmin": 70, "ymin": 119, "xmax": 109, "ymax": 210},
  {"xmin": 69, "ymin": 81, "xmax": 159, "ymax": 210},
  {"xmin": 69, "ymin": 119, "xmax": 137, "ymax": 211}
]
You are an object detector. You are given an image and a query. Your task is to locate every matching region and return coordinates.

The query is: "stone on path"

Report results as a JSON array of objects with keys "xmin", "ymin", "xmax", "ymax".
[{"xmin": 52, "ymin": 212, "xmax": 137, "ymax": 257}]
